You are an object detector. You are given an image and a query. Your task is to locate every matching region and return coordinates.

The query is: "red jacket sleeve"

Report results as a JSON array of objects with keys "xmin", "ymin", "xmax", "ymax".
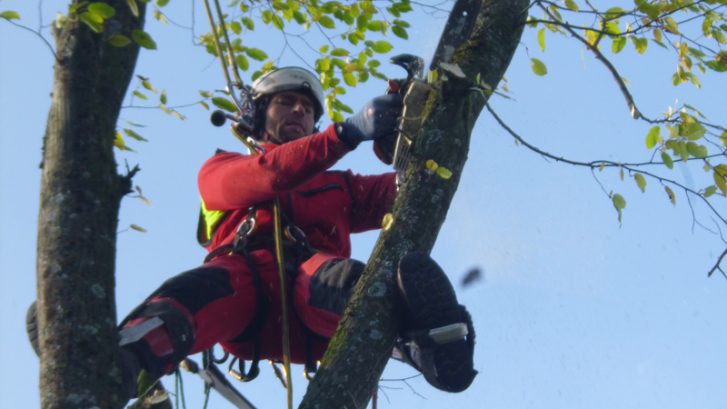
[
  {"xmin": 199, "ymin": 125, "xmax": 351, "ymax": 210},
  {"xmin": 347, "ymin": 171, "xmax": 397, "ymax": 233}
]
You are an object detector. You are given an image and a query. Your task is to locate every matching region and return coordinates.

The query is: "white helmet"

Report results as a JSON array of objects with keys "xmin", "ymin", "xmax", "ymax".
[{"xmin": 251, "ymin": 67, "xmax": 325, "ymax": 121}]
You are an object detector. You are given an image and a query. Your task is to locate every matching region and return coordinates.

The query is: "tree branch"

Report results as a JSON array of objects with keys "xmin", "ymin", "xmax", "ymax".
[
  {"xmin": 708, "ymin": 247, "xmax": 727, "ymax": 278},
  {"xmin": 299, "ymin": 1, "xmax": 530, "ymax": 407},
  {"xmin": 486, "ymin": 102, "xmax": 727, "ymax": 277},
  {"xmin": 4, "ymin": 19, "xmax": 58, "ymax": 61}
]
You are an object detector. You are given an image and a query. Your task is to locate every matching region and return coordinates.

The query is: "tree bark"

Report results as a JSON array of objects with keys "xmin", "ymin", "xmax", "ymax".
[
  {"xmin": 299, "ymin": 0, "xmax": 529, "ymax": 407},
  {"xmin": 37, "ymin": 1, "xmax": 146, "ymax": 408}
]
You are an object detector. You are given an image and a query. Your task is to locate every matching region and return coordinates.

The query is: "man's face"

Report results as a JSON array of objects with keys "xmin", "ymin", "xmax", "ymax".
[{"xmin": 263, "ymin": 91, "xmax": 316, "ymax": 144}]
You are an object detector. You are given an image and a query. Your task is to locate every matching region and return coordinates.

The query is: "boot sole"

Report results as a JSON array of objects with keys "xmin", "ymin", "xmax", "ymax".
[{"xmin": 397, "ymin": 252, "xmax": 475, "ymax": 392}]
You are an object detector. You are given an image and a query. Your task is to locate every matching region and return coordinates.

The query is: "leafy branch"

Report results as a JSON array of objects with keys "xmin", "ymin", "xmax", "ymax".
[{"xmin": 486, "ymin": 102, "xmax": 727, "ymax": 278}]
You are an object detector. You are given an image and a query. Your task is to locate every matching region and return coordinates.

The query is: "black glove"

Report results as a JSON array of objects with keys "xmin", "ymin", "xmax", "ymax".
[{"xmin": 337, "ymin": 93, "xmax": 403, "ymax": 149}]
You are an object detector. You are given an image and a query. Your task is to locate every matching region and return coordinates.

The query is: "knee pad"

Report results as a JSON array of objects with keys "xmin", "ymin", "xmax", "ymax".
[
  {"xmin": 309, "ymin": 258, "xmax": 365, "ymax": 314},
  {"xmin": 119, "ymin": 300, "xmax": 195, "ymax": 377}
]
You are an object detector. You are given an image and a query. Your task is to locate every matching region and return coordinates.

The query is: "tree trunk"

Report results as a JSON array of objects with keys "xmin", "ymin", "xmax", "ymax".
[
  {"xmin": 299, "ymin": 0, "xmax": 529, "ymax": 407},
  {"xmin": 37, "ymin": 2, "xmax": 146, "ymax": 408}
]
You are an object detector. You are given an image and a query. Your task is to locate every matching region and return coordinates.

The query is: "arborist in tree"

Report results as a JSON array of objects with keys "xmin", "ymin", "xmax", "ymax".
[{"xmin": 29, "ymin": 67, "xmax": 476, "ymax": 403}]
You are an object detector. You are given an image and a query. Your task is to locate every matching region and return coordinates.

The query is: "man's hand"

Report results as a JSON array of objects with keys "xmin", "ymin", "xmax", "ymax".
[{"xmin": 337, "ymin": 93, "xmax": 403, "ymax": 149}]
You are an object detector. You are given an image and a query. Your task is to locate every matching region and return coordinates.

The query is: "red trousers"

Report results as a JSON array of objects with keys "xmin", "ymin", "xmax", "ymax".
[{"xmin": 122, "ymin": 250, "xmax": 364, "ymax": 374}]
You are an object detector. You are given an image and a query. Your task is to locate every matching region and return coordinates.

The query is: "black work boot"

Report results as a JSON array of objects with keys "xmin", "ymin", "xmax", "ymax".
[{"xmin": 396, "ymin": 252, "xmax": 477, "ymax": 392}]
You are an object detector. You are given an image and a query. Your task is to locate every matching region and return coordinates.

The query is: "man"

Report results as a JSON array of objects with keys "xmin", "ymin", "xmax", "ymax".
[{"xmin": 30, "ymin": 67, "xmax": 476, "ymax": 401}]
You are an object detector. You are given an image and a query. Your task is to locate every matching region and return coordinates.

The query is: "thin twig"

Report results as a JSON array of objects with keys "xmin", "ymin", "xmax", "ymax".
[
  {"xmin": 5, "ymin": 19, "xmax": 58, "ymax": 61},
  {"xmin": 485, "ymin": 103, "xmax": 727, "ymax": 227},
  {"xmin": 707, "ymin": 247, "xmax": 727, "ymax": 278}
]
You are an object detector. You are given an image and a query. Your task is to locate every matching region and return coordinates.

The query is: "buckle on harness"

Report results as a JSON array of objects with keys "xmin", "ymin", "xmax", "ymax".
[
  {"xmin": 283, "ymin": 224, "xmax": 306, "ymax": 245},
  {"xmin": 233, "ymin": 215, "xmax": 257, "ymax": 253}
]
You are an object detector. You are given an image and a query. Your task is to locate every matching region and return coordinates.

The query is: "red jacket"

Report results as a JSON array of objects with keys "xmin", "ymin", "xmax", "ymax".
[{"xmin": 198, "ymin": 125, "xmax": 397, "ymax": 257}]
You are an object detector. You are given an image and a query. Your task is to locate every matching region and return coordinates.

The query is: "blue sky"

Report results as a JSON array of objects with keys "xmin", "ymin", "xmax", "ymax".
[{"xmin": 1, "ymin": 1, "xmax": 726, "ymax": 408}]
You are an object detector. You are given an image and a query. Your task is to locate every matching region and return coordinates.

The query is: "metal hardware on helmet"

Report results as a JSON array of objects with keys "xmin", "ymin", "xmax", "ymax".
[{"xmin": 251, "ymin": 67, "xmax": 325, "ymax": 121}]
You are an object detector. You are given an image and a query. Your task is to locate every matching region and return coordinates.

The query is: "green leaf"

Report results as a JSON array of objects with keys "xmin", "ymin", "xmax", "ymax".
[
  {"xmin": 132, "ymin": 90, "xmax": 147, "ymax": 100},
  {"xmin": 584, "ymin": 30, "xmax": 598, "ymax": 46},
  {"xmin": 706, "ymin": 60, "xmax": 727, "ymax": 72},
  {"xmin": 319, "ymin": 15, "xmax": 335, "ymax": 29},
  {"xmin": 211, "ymin": 97, "xmax": 237, "ymax": 113},
  {"xmin": 393, "ymin": 19, "xmax": 410, "ymax": 28},
  {"xmin": 634, "ymin": 173, "xmax": 647, "ymax": 193},
  {"xmin": 713, "ymin": 28, "xmax": 727, "ymax": 45},
  {"xmin": 134, "ymin": 185, "xmax": 152, "ymax": 206},
  {"xmin": 108, "ymin": 34, "xmax": 130, "ymax": 47},
  {"xmin": 631, "ymin": 37, "xmax": 648, "ymax": 54},
  {"xmin": 114, "ymin": 131, "xmax": 134, "ymax": 152},
  {"xmin": 125, "ymin": 120, "xmax": 146, "ymax": 128},
  {"xmin": 159, "ymin": 90, "xmax": 167, "ymax": 105},
  {"xmin": 343, "ymin": 72, "xmax": 357, "ymax": 87},
  {"xmin": 370, "ymin": 40, "xmax": 393, "ymax": 54},
  {"xmin": 530, "ymin": 58, "xmax": 548, "ymax": 76},
  {"xmin": 645, "ymin": 126, "xmax": 660, "ymax": 149},
  {"xmin": 704, "ymin": 185, "xmax": 717, "ymax": 198},
  {"xmin": 330, "ymin": 48, "xmax": 349, "ymax": 57},
  {"xmin": 612, "ymin": 36, "xmax": 626, "ymax": 54},
  {"xmin": 131, "ymin": 29, "xmax": 157, "ymax": 50},
  {"xmin": 235, "ymin": 54, "xmax": 249, "ymax": 71},
  {"xmin": 392, "ymin": 25, "xmax": 408, "ymax": 39},
  {"xmin": 605, "ymin": 7, "xmax": 624, "ymax": 19},
  {"xmin": 272, "ymin": 14, "xmax": 284, "ymax": 30},
  {"xmin": 548, "ymin": 4, "xmax": 563, "ymax": 22},
  {"xmin": 126, "ymin": 0, "xmax": 139, "ymax": 18},
  {"xmin": 230, "ymin": 21, "xmax": 242, "ymax": 35},
  {"xmin": 156, "ymin": 0, "xmax": 170, "ymax": 6},
  {"xmin": 604, "ymin": 19, "xmax": 620, "ymax": 36},
  {"xmin": 88, "ymin": 2, "xmax": 116, "ymax": 19},
  {"xmin": 664, "ymin": 16, "xmax": 679, "ymax": 34},
  {"xmin": 241, "ymin": 17, "xmax": 255, "ymax": 30},
  {"xmin": 564, "ymin": 0, "xmax": 578, "ymax": 11},
  {"xmin": 681, "ymin": 120, "xmax": 706, "ymax": 140},
  {"xmin": 199, "ymin": 90, "xmax": 213, "ymax": 98},
  {"xmin": 611, "ymin": 193, "xmax": 626, "ymax": 223},
  {"xmin": 664, "ymin": 186, "xmax": 676, "ymax": 205},
  {"xmin": 661, "ymin": 152, "xmax": 673, "ymax": 169},
  {"xmin": 123, "ymin": 128, "xmax": 148, "ymax": 142},
  {"xmin": 0, "ymin": 10, "xmax": 21, "ymax": 20},
  {"xmin": 140, "ymin": 78, "xmax": 156, "ymax": 93},
  {"xmin": 317, "ymin": 57, "xmax": 331, "ymax": 71},
  {"xmin": 153, "ymin": 9, "xmax": 168, "ymax": 24},
  {"xmin": 714, "ymin": 165, "xmax": 727, "ymax": 195},
  {"xmin": 79, "ymin": 12, "xmax": 104, "ymax": 33},
  {"xmin": 130, "ymin": 224, "xmax": 147, "ymax": 233},
  {"xmin": 245, "ymin": 47, "xmax": 268, "ymax": 61},
  {"xmin": 676, "ymin": 140, "xmax": 689, "ymax": 161},
  {"xmin": 537, "ymin": 28, "xmax": 546, "ymax": 52},
  {"xmin": 290, "ymin": 10, "xmax": 305, "ymax": 25},
  {"xmin": 686, "ymin": 142, "xmax": 708, "ymax": 158},
  {"xmin": 367, "ymin": 20, "xmax": 386, "ymax": 32}
]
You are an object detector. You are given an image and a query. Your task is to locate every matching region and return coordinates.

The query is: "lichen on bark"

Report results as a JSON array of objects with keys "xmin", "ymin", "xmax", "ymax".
[{"xmin": 299, "ymin": 1, "xmax": 529, "ymax": 408}]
